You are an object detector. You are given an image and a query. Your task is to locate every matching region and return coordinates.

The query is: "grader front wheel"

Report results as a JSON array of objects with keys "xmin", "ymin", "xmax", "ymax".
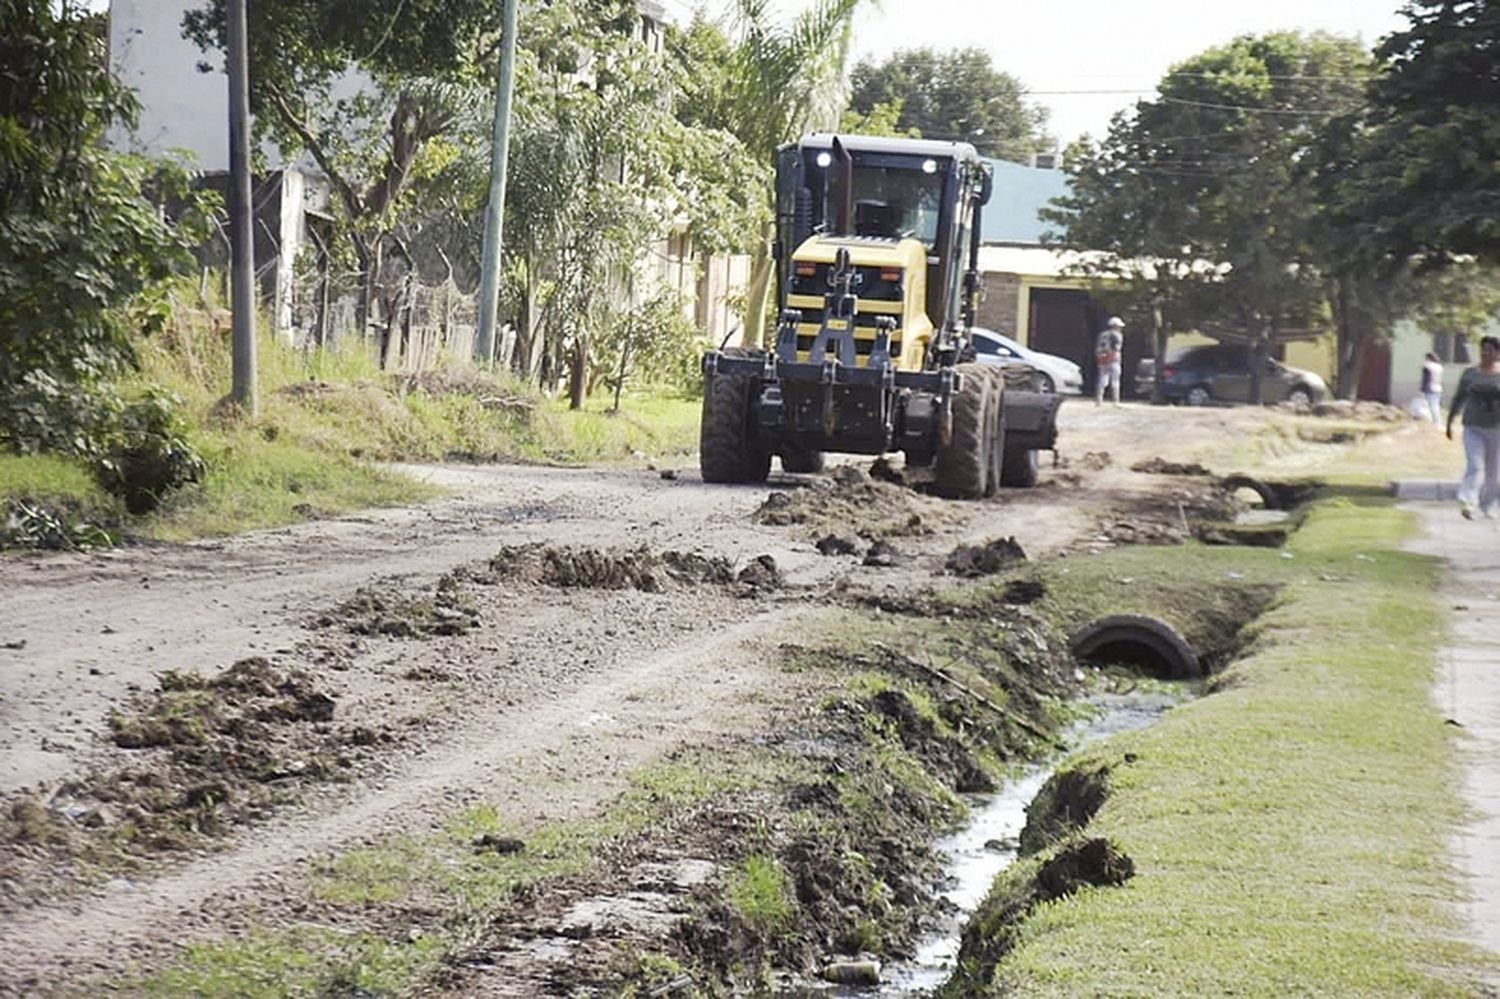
[
  {"xmin": 700, "ymin": 367, "xmax": 770, "ymax": 484},
  {"xmin": 933, "ymin": 363, "xmax": 996, "ymax": 499}
]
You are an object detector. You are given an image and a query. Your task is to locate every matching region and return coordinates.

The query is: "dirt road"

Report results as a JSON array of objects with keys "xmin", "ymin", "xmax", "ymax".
[{"xmin": 0, "ymin": 403, "xmax": 1282, "ymax": 988}]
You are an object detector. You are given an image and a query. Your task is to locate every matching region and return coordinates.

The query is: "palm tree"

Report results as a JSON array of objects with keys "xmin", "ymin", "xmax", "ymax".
[{"xmin": 717, "ymin": 0, "xmax": 863, "ymax": 346}]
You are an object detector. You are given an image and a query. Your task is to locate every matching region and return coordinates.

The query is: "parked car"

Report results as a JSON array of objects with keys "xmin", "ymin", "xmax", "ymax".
[
  {"xmin": 1135, "ymin": 344, "xmax": 1329, "ymax": 406},
  {"xmin": 970, "ymin": 328, "xmax": 1084, "ymax": 394}
]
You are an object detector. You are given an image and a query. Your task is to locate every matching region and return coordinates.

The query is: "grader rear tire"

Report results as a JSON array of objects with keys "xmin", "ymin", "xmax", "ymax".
[
  {"xmin": 780, "ymin": 448, "xmax": 825, "ymax": 474},
  {"xmin": 1001, "ymin": 444, "xmax": 1040, "ymax": 488},
  {"xmin": 700, "ymin": 367, "xmax": 770, "ymax": 484},
  {"xmin": 934, "ymin": 363, "xmax": 994, "ymax": 499}
]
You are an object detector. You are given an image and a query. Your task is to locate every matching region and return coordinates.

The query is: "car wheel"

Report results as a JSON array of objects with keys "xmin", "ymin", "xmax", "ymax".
[
  {"xmin": 1036, "ymin": 372, "xmax": 1055, "ymax": 394},
  {"xmin": 1287, "ymin": 386, "xmax": 1313, "ymax": 407},
  {"xmin": 1185, "ymin": 385, "xmax": 1211, "ymax": 407}
]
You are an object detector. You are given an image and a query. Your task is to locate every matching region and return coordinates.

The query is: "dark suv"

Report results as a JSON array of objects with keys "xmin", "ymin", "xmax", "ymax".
[{"xmin": 1135, "ymin": 344, "xmax": 1329, "ymax": 406}]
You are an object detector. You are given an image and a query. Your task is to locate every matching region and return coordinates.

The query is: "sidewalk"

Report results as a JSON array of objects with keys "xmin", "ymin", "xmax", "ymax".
[{"xmin": 1402, "ymin": 498, "xmax": 1500, "ymax": 979}]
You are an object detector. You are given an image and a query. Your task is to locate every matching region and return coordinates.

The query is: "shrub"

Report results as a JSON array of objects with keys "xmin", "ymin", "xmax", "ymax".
[{"xmin": 94, "ymin": 392, "xmax": 205, "ymax": 514}]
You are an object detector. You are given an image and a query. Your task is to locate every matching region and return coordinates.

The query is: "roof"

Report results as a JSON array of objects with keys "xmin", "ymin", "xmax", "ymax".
[
  {"xmin": 980, "ymin": 158, "xmax": 1070, "ymax": 246},
  {"xmin": 978, "ymin": 245, "xmax": 1109, "ymax": 279},
  {"xmin": 793, "ymin": 133, "xmax": 983, "ymax": 165}
]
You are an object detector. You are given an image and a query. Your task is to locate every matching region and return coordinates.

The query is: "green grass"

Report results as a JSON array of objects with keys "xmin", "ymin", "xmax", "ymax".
[
  {"xmin": 971, "ymin": 497, "xmax": 1495, "ymax": 996},
  {"xmin": 4, "ymin": 314, "xmax": 701, "ymax": 544},
  {"xmin": 143, "ymin": 929, "xmax": 446, "ymax": 998},
  {"xmin": 728, "ymin": 854, "xmax": 794, "ymax": 933}
]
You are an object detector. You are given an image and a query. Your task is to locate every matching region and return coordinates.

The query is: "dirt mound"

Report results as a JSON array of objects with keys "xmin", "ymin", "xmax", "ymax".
[
  {"xmin": 946, "ymin": 836, "xmax": 1135, "ymax": 995},
  {"xmin": 754, "ymin": 470, "xmax": 949, "ymax": 539},
  {"xmin": 1000, "ymin": 578, "xmax": 1046, "ymax": 605},
  {"xmin": 1302, "ymin": 399, "xmax": 1410, "ymax": 422},
  {"xmin": 1074, "ymin": 451, "xmax": 1113, "ymax": 471},
  {"xmin": 1019, "ymin": 762, "xmax": 1112, "ymax": 855},
  {"xmin": 735, "ymin": 554, "xmax": 784, "ymax": 593},
  {"xmin": 397, "ymin": 369, "xmax": 536, "ymax": 418},
  {"xmin": 314, "ymin": 575, "xmax": 479, "ymax": 638},
  {"xmin": 1, "ymin": 658, "xmax": 381, "ymax": 909},
  {"xmin": 487, "ymin": 544, "xmax": 736, "ymax": 592},
  {"xmin": 945, "ymin": 537, "xmax": 1027, "ymax": 577},
  {"xmin": 869, "ymin": 689, "xmax": 993, "ymax": 793},
  {"xmin": 1085, "ymin": 484, "xmax": 1240, "ymax": 550},
  {"xmin": 1131, "ymin": 456, "xmax": 1211, "ymax": 476},
  {"xmin": 816, "ymin": 533, "xmax": 860, "ymax": 556}
]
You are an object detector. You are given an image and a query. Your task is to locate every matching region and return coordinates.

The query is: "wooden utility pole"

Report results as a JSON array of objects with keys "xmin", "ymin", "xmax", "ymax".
[
  {"xmin": 474, "ymin": 0, "xmax": 520, "ymax": 367},
  {"xmin": 227, "ymin": 0, "xmax": 258, "ymax": 415}
]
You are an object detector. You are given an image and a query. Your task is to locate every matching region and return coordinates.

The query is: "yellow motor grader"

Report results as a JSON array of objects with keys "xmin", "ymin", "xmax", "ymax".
[{"xmin": 700, "ymin": 133, "xmax": 1060, "ymax": 497}]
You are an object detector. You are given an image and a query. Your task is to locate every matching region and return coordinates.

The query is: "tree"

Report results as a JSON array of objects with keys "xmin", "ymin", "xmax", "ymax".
[
  {"xmin": 496, "ymin": 0, "xmax": 762, "ymax": 406},
  {"xmin": 1047, "ymin": 32, "xmax": 1369, "ymax": 402},
  {"xmin": 1354, "ymin": 0, "xmax": 1500, "ymax": 265},
  {"xmin": 183, "ymin": 0, "xmax": 498, "ymax": 354},
  {"xmin": 1, "ymin": 0, "xmax": 208, "ymax": 447},
  {"xmin": 668, "ymin": 0, "xmax": 863, "ymax": 346},
  {"xmin": 848, "ymin": 48, "xmax": 1049, "ymax": 162}
]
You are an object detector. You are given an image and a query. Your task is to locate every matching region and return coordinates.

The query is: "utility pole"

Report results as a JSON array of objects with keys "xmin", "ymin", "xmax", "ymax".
[
  {"xmin": 474, "ymin": 0, "xmax": 520, "ymax": 367},
  {"xmin": 227, "ymin": 0, "xmax": 258, "ymax": 416}
]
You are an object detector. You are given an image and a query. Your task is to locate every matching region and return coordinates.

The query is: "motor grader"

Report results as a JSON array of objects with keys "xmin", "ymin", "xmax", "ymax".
[{"xmin": 699, "ymin": 133, "xmax": 1061, "ymax": 497}]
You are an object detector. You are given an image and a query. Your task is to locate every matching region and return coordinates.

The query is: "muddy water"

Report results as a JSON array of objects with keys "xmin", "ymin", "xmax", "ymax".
[{"xmin": 866, "ymin": 689, "xmax": 1182, "ymax": 997}]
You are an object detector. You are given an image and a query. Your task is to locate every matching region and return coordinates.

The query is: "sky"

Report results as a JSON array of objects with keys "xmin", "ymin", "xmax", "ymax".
[{"xmin": 659, "ymin": 0, "xmax": 1412, "ymax": 146}]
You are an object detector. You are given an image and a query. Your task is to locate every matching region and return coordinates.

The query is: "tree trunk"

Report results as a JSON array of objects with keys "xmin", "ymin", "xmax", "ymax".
[
  {"xmin": 1150, "ymin": 297, "xmax": 1170, "ymax": 405},
  {"xmin": 743, "ymin": 235, "xmax": 775, "ymax": 349},
  {"xmin": 569, "ymin": 332, "xmax": 588, "ymax": 410},
  {"xmin": 611, "ymin": 338, "xmax": 631, "ymax": 414},
  {"xmin": 352, "ymin": 232, "xmax": 374, "ymax": 347},
  {"xmin": 1332, "ymin": 277, "xmax": 1366, "ymax": 401}
]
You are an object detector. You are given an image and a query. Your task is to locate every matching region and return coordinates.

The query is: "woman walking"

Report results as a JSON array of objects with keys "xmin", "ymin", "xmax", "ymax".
[{"xmin": 1446, "ymin": 335, "xmax": 1500, "ymax": 518}]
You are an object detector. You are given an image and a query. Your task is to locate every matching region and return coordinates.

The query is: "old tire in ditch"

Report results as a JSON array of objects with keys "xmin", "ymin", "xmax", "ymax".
[
  {"xmin": 700, "ymin": 360, "xmax": 771, "ymax": 484},
  {"xmin": 1220, "ymin": 474, "xmax": 1279, "ymax": 510},
  {"xmin": 1001, "ymin": 444, "xmax": 1040, "ymax": 488},
  {"xmin": 1070, "ymin": 614, "xmax": 1201, "ymax": 680},
  {"xmin": 934, "ymin": 363, "xmax": 995, "ymax": 499},
  {"xmin": 780, "ymin": 448, "xmax": 825, "ymax": 474}
]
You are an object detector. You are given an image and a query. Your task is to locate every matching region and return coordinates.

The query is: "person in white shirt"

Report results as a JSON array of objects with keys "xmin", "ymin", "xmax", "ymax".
[
  {"xmin": 1095, "ymin": 316, "xmax": 1124, "ymax": 406},
  {"xmin": 1420, "ymin": 352, "xmax": 1444, "ymax": 425}
]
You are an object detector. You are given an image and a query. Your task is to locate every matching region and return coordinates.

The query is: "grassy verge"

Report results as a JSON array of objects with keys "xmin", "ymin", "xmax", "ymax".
[
  {"xmin": 1, "ymin": 320, "xmax": 701, "ymax": 544},
  {"xmin": 952, "ymin": 495, "xmax": 1493, "ymax": 995}
]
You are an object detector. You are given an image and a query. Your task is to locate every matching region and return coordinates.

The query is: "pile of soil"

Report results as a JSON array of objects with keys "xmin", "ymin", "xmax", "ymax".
[
  {"xmin": 1131, "ymin": 456, "xmax": 1211, "ymax": 476},
  {"xmin": 1301, "ymin": 399, "xmax": 1410, "ymax": 422},
  {"xmin": 945, "ymin": 537, "xmax": 1028, "ymax": 577},
  {"xmin": 754, "ymin": 465, "xmax": 950, "ymax": 539},
  {"xmin": 944, "ymin": 836, "xmax": 1135, "ymax": 997},
  {"xmin": 1, "ymin": 659, "xmax": 383, "ymax": 909},
  {"xmin": 314, "ymin": 575, "xmax": 479, "ymax": 637},
  {"xmin": 487, "ymin": 543, "xmax": 736, "ymax": 592}
]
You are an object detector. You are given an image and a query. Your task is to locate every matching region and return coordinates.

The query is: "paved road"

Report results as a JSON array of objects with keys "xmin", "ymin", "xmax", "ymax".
[{"xmin": 1405, "ymin": 499, "xmax": 1500, "ymax": 980}]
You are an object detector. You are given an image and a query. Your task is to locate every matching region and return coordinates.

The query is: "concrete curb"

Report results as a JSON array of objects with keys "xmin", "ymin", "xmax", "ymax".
[{"xmin": 1392, "ymin": 480, "xmax": 1461, "ymax": 501}]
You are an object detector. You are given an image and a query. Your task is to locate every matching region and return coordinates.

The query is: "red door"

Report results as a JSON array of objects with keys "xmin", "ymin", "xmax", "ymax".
[{"xmin": 1357, "ymin": 340, "xmax": 1392, "ymax": 402}]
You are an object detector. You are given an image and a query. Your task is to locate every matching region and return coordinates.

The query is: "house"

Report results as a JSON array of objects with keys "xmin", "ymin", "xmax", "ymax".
[
  {"xmin": 107, "ymin": 0, "xmax": 331, "ymax": 340},
  {"xmin": 973, "ymin": 159, "xmax": 1137, "ymax": 394},
  {"xmin": 106, "ymin": 0, "xmax": 742, "ymax": 356}
]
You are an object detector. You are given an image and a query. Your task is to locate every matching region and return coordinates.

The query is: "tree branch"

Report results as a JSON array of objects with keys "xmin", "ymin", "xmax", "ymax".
[{"xmin": 263, "ymin": 81, "xmax": 366, "ymax": 225}]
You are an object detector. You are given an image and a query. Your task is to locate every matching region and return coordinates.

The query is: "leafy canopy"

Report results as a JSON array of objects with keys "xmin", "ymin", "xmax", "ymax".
[
  {"xmin": 848, "ymin": 47, "xmax": 1049, "ymax": 162},
  {"xmin": 1354, "ymin": 0, "xmax": 1500, "ymax": 263},
  {"xmin": 0, "ymin": 0, "xmax": 208, "ymax": 397}
]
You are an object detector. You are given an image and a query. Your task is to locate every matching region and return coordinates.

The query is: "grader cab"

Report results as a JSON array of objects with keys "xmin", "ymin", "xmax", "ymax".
[{"xmin": 700, "ymin": 133, "xmax": 1061, "ymax": 497}]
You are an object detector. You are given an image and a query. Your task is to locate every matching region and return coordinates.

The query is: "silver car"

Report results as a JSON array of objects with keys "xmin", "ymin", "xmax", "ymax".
[{"xmin": 969, "ymin": 328, "xmax": 1085, "ymax": 394}]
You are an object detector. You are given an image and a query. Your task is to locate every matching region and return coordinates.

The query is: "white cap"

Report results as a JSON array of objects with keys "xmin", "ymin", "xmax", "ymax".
[{"xmin": 1107, "ymin": 316, "xmax": 1124, "ymax": 328}]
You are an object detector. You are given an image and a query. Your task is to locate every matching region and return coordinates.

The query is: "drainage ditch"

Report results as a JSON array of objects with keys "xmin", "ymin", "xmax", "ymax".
[
  {"xmin": 810, "ymin": 594, "xmax": 1271, "ymax": 996},
  {"xmin": 862, "ymin": 687, "xmax": 1180, "ymax": 996}
]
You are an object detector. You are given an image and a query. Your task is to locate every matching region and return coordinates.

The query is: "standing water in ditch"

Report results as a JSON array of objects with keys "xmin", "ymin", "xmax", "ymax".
[{"xmin": 862, "ymin": 687, "xmax": 1183, "ymax": 996}]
